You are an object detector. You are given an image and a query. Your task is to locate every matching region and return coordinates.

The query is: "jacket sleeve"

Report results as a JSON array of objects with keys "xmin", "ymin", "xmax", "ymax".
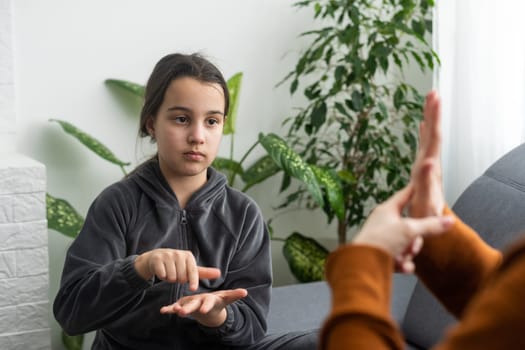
[
  {"xmin": 198, "ymin": 200, "xmax": 272, "ymax": 346},
  {"xmin": 413, "ymin": 207, "xmax": 502, "ymax": 317},
  {"xmin": 432, "ymin": 238, "xmax": 525, "ymax": 349},
  {"xmin": 320, "ymin": 239, "xmax": 525, "ymax": 350},
  {"xmin": 320, "ymin": 244, "xmax": 405, "ymax": 350},
  {"xmin": 53, "ymin": 185, "xmax": 151, "ymax": 335}
]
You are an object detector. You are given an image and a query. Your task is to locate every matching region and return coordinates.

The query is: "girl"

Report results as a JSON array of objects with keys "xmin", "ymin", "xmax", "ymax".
[{"xmin": 54, "ymin": 53, "xmax": 316, "ymax": 349}]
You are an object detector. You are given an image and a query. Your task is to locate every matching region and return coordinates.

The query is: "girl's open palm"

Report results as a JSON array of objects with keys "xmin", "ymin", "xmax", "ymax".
[{"xmin": 160, "ymin": 288, "xmax": 248, "ymax": 327}]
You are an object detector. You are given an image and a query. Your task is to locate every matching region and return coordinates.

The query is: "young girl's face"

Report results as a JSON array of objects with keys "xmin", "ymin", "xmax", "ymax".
[{"xmin": 148, "ymin": 76, "xmax": 225, "ymax": 182}]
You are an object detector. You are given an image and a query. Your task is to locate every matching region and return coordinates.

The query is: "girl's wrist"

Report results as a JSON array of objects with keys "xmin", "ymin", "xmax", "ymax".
[
  {"xmin": 197, "ymin": 308, "xmax": 227, "ymax": 328},
  {"xmin": 134, "ymin": 253, "xmax": 153, "ymax": 281}
]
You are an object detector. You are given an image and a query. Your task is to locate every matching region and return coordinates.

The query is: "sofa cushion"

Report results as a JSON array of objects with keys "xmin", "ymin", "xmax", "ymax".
[{"xmin": 267, "ymin": 281, "xmax": 330, "ymax": 334}]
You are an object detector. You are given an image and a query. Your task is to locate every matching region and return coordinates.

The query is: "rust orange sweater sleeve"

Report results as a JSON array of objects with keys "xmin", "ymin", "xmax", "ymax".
[
  {"xmin": 433, "ymin": 237, "xmax": 525, "ymax": 349},
  {"xmin": 414, "ymin": 207, "xmax": 502, "ymax": 317},
  {"xmin": 320, "ymin": 245, "xmax": 405, "ymax": 350},
  {"xmin": 320, "ymin": 238, "xmax": 525, "ymax": 350}
]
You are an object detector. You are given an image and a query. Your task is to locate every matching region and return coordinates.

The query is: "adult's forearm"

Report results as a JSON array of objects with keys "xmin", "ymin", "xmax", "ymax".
[
  {"xmin": 414, "ymin": 207, "xmax": 502, "ymax": 318},
  {"xmin": 321, "ymin": 245, "xmax": 405, "ymax": 350}
]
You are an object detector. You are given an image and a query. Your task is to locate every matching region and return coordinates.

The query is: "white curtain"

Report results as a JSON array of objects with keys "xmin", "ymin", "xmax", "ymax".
[{"xmin": 436, "ymin": 0, "xmax": 525, "ymax": 204}]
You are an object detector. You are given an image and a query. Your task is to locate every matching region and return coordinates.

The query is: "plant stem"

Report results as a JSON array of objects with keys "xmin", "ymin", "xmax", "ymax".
[
  {"xmin": 120, "ymin": 165, "xmax": 128, "ymax": 177},
  {"xmin": 228, "ymin": 135, "xmax": 235, "ymax": 185},
  {"xmin": 238, "ymin": 139, "xmax": 260, "ymax": 166},
  {"xmin": 337, "ymin": 218, "xmax": 347, "ymax": 245},
  {"xmin": 231, "ymin": 139, "xmax": 260, "ymax": 187}
]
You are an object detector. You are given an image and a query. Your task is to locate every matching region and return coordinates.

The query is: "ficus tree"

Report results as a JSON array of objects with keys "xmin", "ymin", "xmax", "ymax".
[{"xmin": 277, "ymin": 0, "xmax": 439, "ymax": 244}]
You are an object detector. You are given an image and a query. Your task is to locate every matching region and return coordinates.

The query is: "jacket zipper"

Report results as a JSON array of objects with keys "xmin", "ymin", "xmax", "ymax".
[{"xmin": 171, "ymin": 209, "xmax": 188, "ymax": 307}]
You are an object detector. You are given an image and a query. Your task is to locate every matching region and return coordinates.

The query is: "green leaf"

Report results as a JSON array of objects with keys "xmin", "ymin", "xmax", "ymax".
[
  {"xmin": 334, "ymin": 65, "xmax": 347, "ymax": 82},
  {"xmin": 212, "ymin": 157, "xmax": 243, "ymax": 175},
  {"xmin": 259, "ymin": 133, "xmax": 324, "ymax": 207},
  {"xmin": 310, "ymin": 166, "xmax": 345, "ymax": 221},
  {"xmin": 334, "ymin": 101, "xmax": 353, "ymax": 120},
  {"xmin": 393, "ymin": 86, "xmax": 405, "ymax": 110},
  {"xmin": 350, "ymin": 90, "xmax": 363, "ymax": 111},
  {"xmin": 423, "ymin": 51, "xmax": 435, "ymax": 69},
  {"xmin": 62, "ymin": 331, "xmax": 84, "ymax": 350},
  {"xmin": 290, "ymin": 78, "xmax": 299, "ymax": 94},
  {"xmin": 392, "ymin": 52, "xmax": 403, "ymax": 69},
  {"xmin": 50, "ymin": 119, "xmax": 130, "ymax": 167},
  {"xmin": 46, "ymin": 193, "xmax": 84, "ymax": 238},
  {"xmin": 378, "ymin": 101, "xmax": 389, "ymax": 121},
  {"xmin": 224, "ymin": 72, "xmax": 243, "ymax": 135},
  {"xmin": 337, "ymin": 169, "xmax": 357, "ymax": 184},
  {"xmin": 310, "ymin": 102, "xmax": 327, "ymax": 130},
  {"xmin": 410, "ymin": 51, "xmax": 426, "ymax": 71},
  {"xmin": 282, "ymin": 232, "xmax": 328, "ymax": 282},
  {"xmin": 411, "ymin": 19, "xmax": 426, "ymax": 38},
  {"xmin": 241, "ymin": 155, "xmax": 281, "ymax": 191},
  {"xmin": 105, "ymin": 79, "xmax": 145, "ymax": 98}
]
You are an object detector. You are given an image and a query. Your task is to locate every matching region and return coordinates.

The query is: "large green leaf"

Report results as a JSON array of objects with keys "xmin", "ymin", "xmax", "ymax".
[
  {"xmin": 105, "ymin": 79, "xmax": 145, "ymax": 98},
  {"xmin": 259, "ymin": 133, "xmax": 324, "ymax": 206},
  {"xmin": 282, "ymin": 232, "xmax": 328, "ymax": 282},
  {"xmin": 224, "ymin": 72, "xmax": 243, "ymax": 135},
  {"xmin": 212, "ymin": 157, "xmax": 243, "ymax": 175},
  {"xmin": 50, "ymin": 119, "xmax": 130, "ymax": 167},
  {"xmin": 62, "ymin": 331, "xmax": 84, "ymax": 350},
  {"xmin": 310, "ymin": 165, "xmax": 345, "ymax": 221},
  {"xmin": 46, "ymin": 193, "xmax": 84, "ymax": 238},
  {"xmin": 241, "ymin": 155, "xmax": 281, "ymax": 192}
]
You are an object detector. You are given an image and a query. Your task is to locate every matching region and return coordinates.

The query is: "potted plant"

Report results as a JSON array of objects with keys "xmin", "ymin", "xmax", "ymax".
[{"xmin": 276, "ymin": 0, "xmax": 439, "ymax": 244}]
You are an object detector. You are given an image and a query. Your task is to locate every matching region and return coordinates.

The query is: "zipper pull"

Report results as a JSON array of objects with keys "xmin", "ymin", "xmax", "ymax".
[{"xmin": 181, "ymin": 210, "xmax": 187, "ymax": 224}]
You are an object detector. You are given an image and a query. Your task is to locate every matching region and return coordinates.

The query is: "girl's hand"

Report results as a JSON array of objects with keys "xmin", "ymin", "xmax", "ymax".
[
  {"xmin": 353, "ymin": 184, "xmax": 453, "ymax": 272},
  {"xmin": 410, "ymin": 90, "xmax": 446, "ymax": 218},
  {"xmin": 160, "ymin": 288, "xmax": 248, "ymax": 327},
  {"xmin": 134, "ymin": 249, "xmax": 221, "ymax": 291}
]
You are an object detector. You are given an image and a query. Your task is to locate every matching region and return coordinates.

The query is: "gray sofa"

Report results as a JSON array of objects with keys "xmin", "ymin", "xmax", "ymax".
[{"xmin": 268, "ymin": 142, "xmax": 525, "ymax": 349}]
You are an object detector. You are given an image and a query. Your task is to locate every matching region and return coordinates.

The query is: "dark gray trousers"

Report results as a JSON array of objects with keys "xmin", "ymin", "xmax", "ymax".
[{"xmin": 239, "ymin": 329, "xmax": 318, "ymax": 350}]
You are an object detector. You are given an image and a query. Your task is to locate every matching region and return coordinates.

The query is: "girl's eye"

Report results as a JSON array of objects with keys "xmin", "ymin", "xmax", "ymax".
[
  {"xmin": 174, "ymin": 116, "xmax": 188, "ymax": 124},
  {"xmin": 207, "ymin": 118, "xmax": 220, "ymax": 126}
]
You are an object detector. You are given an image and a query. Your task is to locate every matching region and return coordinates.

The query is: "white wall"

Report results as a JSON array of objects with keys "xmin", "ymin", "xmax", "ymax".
[
  {"xmin": 0, "ymin": 0, "xmax": 16, "ymax": 153},
  {"xmin": 11, "ymin": 1, "xmax": 321, "ymax": 349},
  {"xmin": 12, "ymin": 1, "xmax": 431, "ymax": 349}
]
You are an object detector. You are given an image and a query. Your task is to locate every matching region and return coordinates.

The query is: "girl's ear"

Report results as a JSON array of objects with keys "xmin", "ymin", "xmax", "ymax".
[{"xmin": 146, "ymin": 117, "xmax": 155, "ymax": 138}]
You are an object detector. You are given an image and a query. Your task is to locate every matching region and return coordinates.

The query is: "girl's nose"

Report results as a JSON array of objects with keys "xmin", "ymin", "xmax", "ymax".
[{"xmin": 188, "ymin": 124, "xmax": 205, "ymax": 144}]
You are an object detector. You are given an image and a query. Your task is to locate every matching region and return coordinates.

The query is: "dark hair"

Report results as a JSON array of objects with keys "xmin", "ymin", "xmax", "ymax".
[{"xmin": 138, "ymin": 53, "xmax": 230, "ymax": 139}]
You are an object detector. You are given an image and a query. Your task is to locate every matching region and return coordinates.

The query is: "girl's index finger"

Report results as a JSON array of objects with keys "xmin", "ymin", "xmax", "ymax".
[{"xmin": 197, "ymin": 267, "xmax": 221, "ymax": 280}]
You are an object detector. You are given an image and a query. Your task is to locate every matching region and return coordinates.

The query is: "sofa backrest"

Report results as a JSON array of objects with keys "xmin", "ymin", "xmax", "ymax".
[{"xmin": 401, "ymin": 142, "xmax": 525, "ymax": 349}]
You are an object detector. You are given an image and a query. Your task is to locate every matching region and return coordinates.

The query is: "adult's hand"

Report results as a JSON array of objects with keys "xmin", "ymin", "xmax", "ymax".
[
  {"xmin": 410, "ymin": 90, "xmax": 446, "ymax": 218},
  {"xmin": 134, "ymin": 249, "xmax": 221, "ymax": 291},
  {"xmin": 353, "ymin": 185, "xmax": 453, "ymax": 272},
  {"xmin": 160, "ymin": 288, "xmax": 248, "ymax": 327}
]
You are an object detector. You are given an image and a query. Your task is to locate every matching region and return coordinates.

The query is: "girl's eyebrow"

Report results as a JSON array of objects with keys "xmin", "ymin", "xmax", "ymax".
[
  {"xmin": 167, "ymin": 105, "xmax": 191, "ymax": 112},
  {"xmin": 166, "ymin": 105, "xmax": 224, "ymax": 116}
]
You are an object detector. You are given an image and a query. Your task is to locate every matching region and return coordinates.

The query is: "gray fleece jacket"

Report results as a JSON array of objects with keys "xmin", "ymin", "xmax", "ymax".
[{"xmin": 53, "ymin": 160, "xmax": 272, "ymax": 349}]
